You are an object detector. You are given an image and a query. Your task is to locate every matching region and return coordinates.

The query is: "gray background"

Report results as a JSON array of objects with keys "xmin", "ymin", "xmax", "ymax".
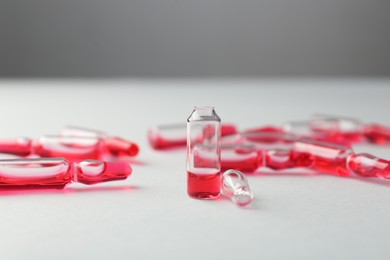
[{"xmin": 1, "ymin": 0, "xmax": 390, "ymax": 77}]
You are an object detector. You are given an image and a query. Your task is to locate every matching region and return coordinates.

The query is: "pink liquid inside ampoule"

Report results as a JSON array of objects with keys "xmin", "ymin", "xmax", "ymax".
[
  {"xmin": 347, "ymin": 153, "xmax": 390, "ymax": 179},
  {"xmin": 363, "ymin": 124, "xmax": 390, "ymax": 145},
  {"xmin": 220, "ymin": 144, "xmax": 262, "ymax": 173},
  {"xmin": 103, "ymin": 137, "xmax": 139, "ymax": 157},
  {"xmin": 0, "ymin": 158, "xmax": 72, "ymax": 189},
  {"xmin": 291, "ymin": 140, "xmax": 352, "ymax": 176},
  {"xmin": 0, "ymin": 138, "xmax": 32, "ymax": 157},
  {"xmin": 187, "ymin": 170, "xmax": 221, "ymax": 199},
  {"xmin": 0, "ymin": 158, "xmax": 132, "ymax": 189},
  {"xmin": 266, "ymin": 149, "xmax": 296, "ymax": 170},
  {"xmin": 244, "ymin": 125, "xmax": 285, "ymax": 134},
  {"xmin": 77, "ymin": 160, "xmax": 132, "ymax": 185}
]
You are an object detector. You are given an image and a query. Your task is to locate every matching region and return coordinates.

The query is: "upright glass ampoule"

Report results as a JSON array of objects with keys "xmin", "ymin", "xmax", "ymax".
[{"xmin": 187, "ymin": 106, "xmax": 221, "ymax": 199}]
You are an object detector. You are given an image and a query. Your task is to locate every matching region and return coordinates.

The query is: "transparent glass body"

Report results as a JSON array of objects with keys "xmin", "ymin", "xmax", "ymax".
[
  {"xmin": 347, "ymin": 153, "xmax": 390, "ymax": 179},
  {"xmin": 0, "ymin": 138, "xmax": 32, "ymax": 156},
  {"xmin": 363, "ymin": 124, "xmax": 390, "ymax": 144},
  {"xmin": 0, "ymin": 126, "xmax": 139, "ymax": 161},
  {"xmin": 148, "ymin": 123, "xmax": 237, "ymax": 150},
  {"xmin": 235, "ymin": 132, "xmax": 354, "ymax": 175},
  {"xmin": 187, "ymin": 106, "xmax": 221, "ymax": 199},
  {"xmin": 291, "ymin": 139, "xmax": 353, "ymax": 176},
  {"xmin": 0, "ymin": 158, "xmax": 132, "ymax": 189},
  {"xmin": 221, "ymin": 169, "xmax": 253, "ymax": 207},
  {"xmin": 33, "ymin": 136, "xmax": 101, "ymax": 162},
  {"xmin": 61, "ymin": 126, "xmax": 139, "ymax": 157},
  {"xmin": 220, "ymin": 144, "xmax": 262, "ymax": 173},
  {"xmin": 283, "ymin": 115, "xmax": 363, "ymax": 143},
  {"xmin": 149, "ymin": 124, "xmax": 188, "ymax": 149}
]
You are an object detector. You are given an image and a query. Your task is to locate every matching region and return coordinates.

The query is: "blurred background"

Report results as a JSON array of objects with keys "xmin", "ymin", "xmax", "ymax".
[{"xmin": 1, "ymin": 0, "xmax": 389, "ymax": 78}]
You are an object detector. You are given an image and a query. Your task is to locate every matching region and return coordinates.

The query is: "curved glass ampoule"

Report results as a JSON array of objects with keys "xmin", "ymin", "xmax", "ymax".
[
  {"xmin": 187, "ymin": 106, "xmax": 221, "ymax": 199},
  {"xmin": 221, "ymin": 169, "xmax": 253, "ymax": 207}
]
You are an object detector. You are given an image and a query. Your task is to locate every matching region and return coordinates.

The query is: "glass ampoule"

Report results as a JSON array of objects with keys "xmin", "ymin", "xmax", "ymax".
[
  {"xmin": 221, "ymin": 169, "xmax": 254, "ymax": 207},
  {"xmin": 0, "ymin": 158, "xmax": 132, "ymax": 189},
  {"xmin": 187, "ymin": 106, "xmax": 221, "ymax": 199}
]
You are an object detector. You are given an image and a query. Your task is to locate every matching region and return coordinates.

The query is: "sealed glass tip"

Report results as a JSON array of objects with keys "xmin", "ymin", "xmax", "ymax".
[{"xmin": 221, "ymin": 169, "xmax": 253, "ymax": 207}]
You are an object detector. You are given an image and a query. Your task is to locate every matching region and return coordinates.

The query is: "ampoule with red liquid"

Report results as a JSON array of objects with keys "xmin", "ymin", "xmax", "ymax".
[{"xmin": 187, "ymin": 106, "xmax": 221, "ymax": 199}]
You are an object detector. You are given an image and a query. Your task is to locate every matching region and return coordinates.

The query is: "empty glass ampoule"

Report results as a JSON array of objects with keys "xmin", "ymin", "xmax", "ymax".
[
  {"xmin": 187, "ymin": 106, "xmax": 221, "ymax": 199},
  {"xmin": 148, "ymin": 123, "xmax": 237, "ymax": 150},
  {"xmin": 0, "ymin": 158, "xmax": 132, "ymax": 189},
  {"xmin": 221, "ymin": 169, "xmax": 253, "ymax": 207}
]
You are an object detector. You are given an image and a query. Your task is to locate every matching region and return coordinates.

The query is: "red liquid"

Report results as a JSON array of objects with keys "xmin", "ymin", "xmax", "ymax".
[
  {"xmin": 77, "ymin": 160, "xmax": 132, "ymax": 185},
  {"xmin": 0, "ymin": 158, "xmax": 132, "ymax": 189},
  {"xmin": 348, "ymin": 153, "xmax": 390, "ymax": 179},
  {"xmin": 0, "ymin": 138, "xmax": 32, "ymax": 156},
  {"xmin": 266, "ymin": 150, "xmax": 297, "ymax": 170},
  {"xmin": 221, "ymin": 157, "xmax": 261, "ymax": 173},
  {"xmin": 0, "ymin": 158, "xmax": 72, "ymax": 189},
  {"xmin": 104, "ymin": 137, "xmax": 139, "ymax": 157},
  {"xmin": 187, "ymin": 171, "xmax": 220, "ymax": 199},
  {"xmin": 292, "ymin": 140, "xmax": 352, "ymax": 176},
  {"xmin": 221, "ymin": 124, "xmax": 239, "ymax": 136},
  {"xmin": 221, "ymin": 145, "xmax": 262, "ymax": 172},
  {"xmin": 364, "ymin": 124, "xmax": 390, "ymax": 145},
  {"xmin": 148, "ymin": 133, "xmax": 187, "ymax": 150},
  {"xmin": 244, "ymin": 125, "xmax": 284, "ymax": 134}
]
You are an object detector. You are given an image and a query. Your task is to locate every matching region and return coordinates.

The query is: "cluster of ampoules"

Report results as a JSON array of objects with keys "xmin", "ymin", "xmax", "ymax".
[
  {"xmin": 149, "ymin": 112, "xmax": 390, "ymax": 206},
  {"xmin": 0, "ymin": 126, "xmax": 139, "ymax": 189}
]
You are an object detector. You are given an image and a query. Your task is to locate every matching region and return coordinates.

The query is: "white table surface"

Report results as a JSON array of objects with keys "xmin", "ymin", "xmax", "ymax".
[{"xmin": 0, "ymin": 79, "xmax": 390, "ymax": 260}]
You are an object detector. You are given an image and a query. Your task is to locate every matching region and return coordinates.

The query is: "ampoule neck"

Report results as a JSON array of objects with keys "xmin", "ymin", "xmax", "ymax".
[{"xmin": 188, "ymin": 106, "xmax": 221, "ymax": 122}]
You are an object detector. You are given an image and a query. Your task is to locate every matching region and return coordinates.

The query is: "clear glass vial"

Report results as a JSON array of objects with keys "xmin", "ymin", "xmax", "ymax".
[{"xmin": 187, "ymin": 106, "xmax": 221, "ymax": 199}]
